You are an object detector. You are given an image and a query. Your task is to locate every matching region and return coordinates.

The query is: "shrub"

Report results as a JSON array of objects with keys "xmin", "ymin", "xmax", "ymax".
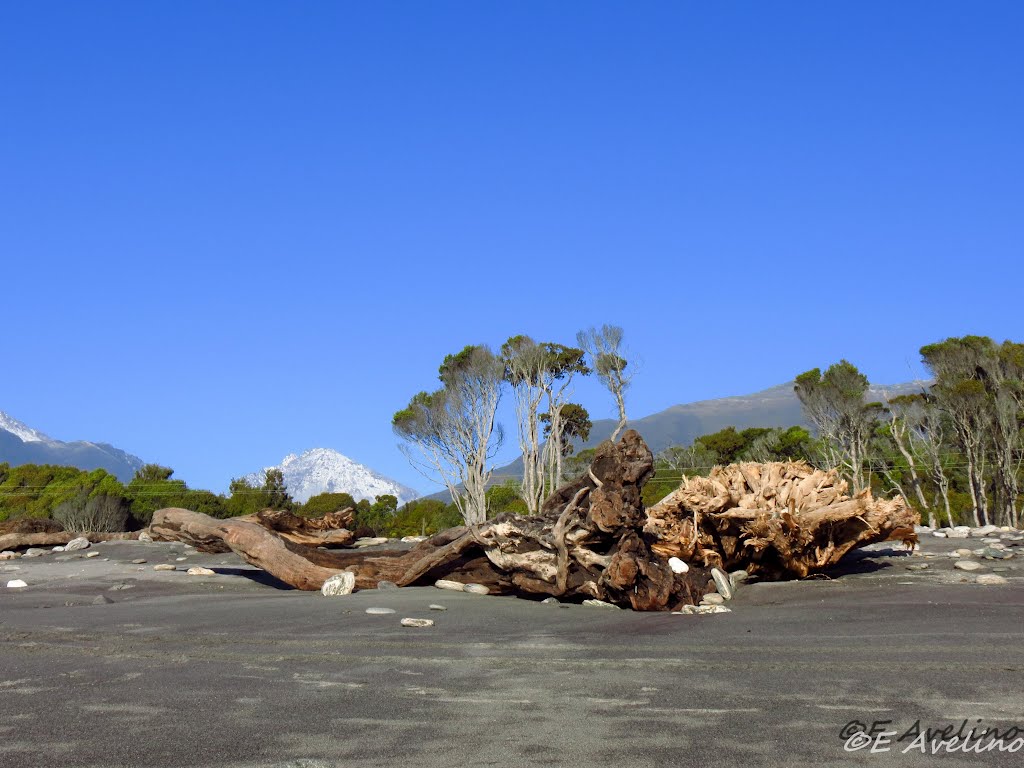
[{"xmin": 53, "ymin": 493, "xmax": 129, "ymax": 533}]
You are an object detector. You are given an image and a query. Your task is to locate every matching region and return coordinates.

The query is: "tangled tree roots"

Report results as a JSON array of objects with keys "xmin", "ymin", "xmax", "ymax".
[{"xmin": 645, "ymin": 462, "xmax": 920, "ymax": 579}]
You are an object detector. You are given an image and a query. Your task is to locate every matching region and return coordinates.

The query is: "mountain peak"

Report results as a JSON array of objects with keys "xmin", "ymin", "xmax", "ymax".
[
  {"xmin": 244, "ymin": 448, "xmax": 418, "ymax": 505},
  {"xmin": 0, "ymin": 411, "xmax": 52, "ymax": 443}
]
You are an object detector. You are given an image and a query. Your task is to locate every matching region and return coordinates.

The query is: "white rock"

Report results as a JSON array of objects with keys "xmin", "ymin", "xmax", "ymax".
[
  {"xmin": 153, "ymin": 564, "xmax": 177, "ymax": 571},
  {"xmin": 668, "ymin": 557, "xmax": 689, "ymax": 574},
  {"xmin": 0, "ymin": 551, "xmax": 18, "ymax": 560},
  {"xmin": 365, "ymin": 607, "xmax": 396, "ymax": 615},
  {"xmin": 52, "ymin": 546, "xmax": 65, "ymax": 552},
  {"xmin": 353, "ymin": 537, "xmax": 389, "ymax": 548},
  {"xmin": 400, "ymin": 617, "xmax": 434, "ymax": 628},
  {"xmin": 187, "ymin": 567, "xmax": 217, "ymax": 577},
  {"xmin": 971, "ymin": 524, "xmax": 998, "ymax": 537},
  {"xmin": 729, "ymin": 570, "xmax": 750, "ymax": 588},
  {"xmin": 434, "ymin": 579, "xmax": 465, "ymax": 592},
  {"xmin": 701, "ymin": 593, "xmax": 725, "ymax": 605},
  {"xmin": 401, "ymin": 536, "xmax": 427, "ymax": 543},
  {"xmin": 320, "ymin": 571, "xmax": 356, "ymax": 596},
  {"xmin": 6, "ymin": 579, "xmax": 28, "ymax": 588},
  {"xmin": 953, "ymin": 525, "xmax": 972, "ymax": 532},
  {"xmin": 582, "ymin": 599, "xmax": 621, "ymax": 609},
  {"xmin": 463, "ymin": 583, "xmax": 489, "ymax": 595},
  {"xmin": 65, "ymin": 537, "xmax": 90, "ymax": 551},
  {"xmin": 85, "ymin": 551, "xmax": 99, "ymax": 558},
  {"xmin": 954, "ymin": 560, "xmax": 983, "ymax": 572},
  {"xmin": 976, "ymin": 574, "xmax": 1008, "ymax": 585},
  {"xmin": 138, "ymin": 531, "xmax": 154, "ymax": 543},
  {"xmin": 429, "ymin": 604, "xmax": 447, "ymax": 611},
  {"xmin": 947, "ymin": 530, "xmax": 969, "ymax": 539},
  {"xmin": 673, "ymin": 604, "xmax": 732, "ymax": 615},
  {"xmin": 932, "ymin": 531, "xmax": 948, "ymax": 538},
  {"xmin": 711, "ymin": 568, "xmax": 733, "ymax": 600}
]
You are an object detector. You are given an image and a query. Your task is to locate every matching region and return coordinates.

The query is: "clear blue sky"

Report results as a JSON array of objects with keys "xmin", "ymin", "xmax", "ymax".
[{"xmin": 2, "ymin": 1, "xmax": 1022, "ymax": 495}]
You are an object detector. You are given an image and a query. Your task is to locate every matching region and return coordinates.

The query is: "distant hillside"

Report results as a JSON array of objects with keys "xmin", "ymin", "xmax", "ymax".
[
  {"xmin": 0, "ymin": 411, "xmax": 145, "ymax": 483},
  {"xmin": 489, "ymin": 379, "xmax": 928, "ymax": 481}
]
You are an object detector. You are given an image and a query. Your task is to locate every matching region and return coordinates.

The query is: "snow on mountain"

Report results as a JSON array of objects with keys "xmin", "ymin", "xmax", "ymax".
[
  {"xmin": 0, "ymin": 411, "xmax": 52, "ymax": 443},
  {"xmin": 243, "ymin": 448, "xmax": 419, "ymax": 505},
  {"xmin": 0, "ymin": 410, "xmax": 146, "ymax": 482}
]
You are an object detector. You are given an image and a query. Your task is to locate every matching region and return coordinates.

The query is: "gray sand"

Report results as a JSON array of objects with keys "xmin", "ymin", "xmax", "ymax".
[{"xmin": 2, "ymin": 536, "xmax": 1022, "ymax": 767}]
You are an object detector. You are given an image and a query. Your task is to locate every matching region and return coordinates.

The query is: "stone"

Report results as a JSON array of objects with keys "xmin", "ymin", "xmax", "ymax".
[
  {"xmin": 729, "ymin": 570, "xmax": 750, "ymax": 588},
  {"xmin": 673, "ymin": 604, "xmax": 732, "ymax": 615},
  {"xmin": 138, "ymin": 531, "xmax": 154, "ymax": 543},
  {"xmin": 711, "ymin": 567, "xmax": 733, "ymax": 600},
  {"xmin": 428, "ymin": 604, "xmax": 447, "ymax": 611},
  {"xmin": 92, "ymin": 595, "xmax": 114, "ymax": 605},
  {"xmin": 401, "ymin": 536, "xmax": 427, "ymax": 543},
  {"xmin": 365, "ymin": 607, "xmax": 396, "ymax": 615},
  {"xmin": 975, "ymin": 574, "xmax": 1008, "ymax": 585},
  {"xmin": 320, "ymin": 571, "xmax": 355, "ymax": 596},
  {"xmin": 668, "ymin": 557, "xmax": 689, "ymax": 574},
  {"xmin": 701, "ymin": 593, "xmax": 725, "ymax": 605},
  {"xmin": 0, "ymin": 551, "xmax": 18, "ymax": 560},
  {"xmin": 982, "ymin": 538, "xmax": 1002, "ymax": 545},
  {"xmin": 946, "ymin": 530, "xmax": 969, "ymax": 539},
  {"xmin": 85, "ymin": 551, "xmax": 99, "ymax": 558},
  {"xmin": 153, "ymin": 564, "xmax": 177, "ymax": 571},
  {"xmin": 108, "ymin": 583, "xmax": 134, "ymax": 591},
  {"xmin": 932, "ymin": 531, "xmax": 948, "ymax": 538},
  {"xmin": 955, "ymin": 548, "xmax": 974, "ymax": 557},
  {"xmin": 582, "ymin": 599, "xmax": 621, "ymax": 609},
  {"xmin": 65, "ymin": 537, "xmax": 90, "ymax": 551},
  {"xmin": 463, "ymin": 583, "xmax": 489, "ymax": 595},
  {"xmin": 906, "ymin": 564, "xmax": 930, "ymax": 571},
  {"xmin": 187, "ymin": 567, "xmax": 216, "ymax": 577},
  {"xmin": 954, "ymin": 560, "xmax": 984, "ymax": 572},
  {"xmin": 131, "ymin": 559, "xmax": 147, "ymax": 564},
  {"xmin": 175, "ymin": 557, "xmax": 188, "ymax": 562},
  {"xmin": 953, "ymin": 525, "xmax": 972, "ymax": 532},
  {"xmin": 6, "ymin": 579, "xmax": 28, "ymax": 588},
  {"xmin": 23, "ymin": 548, "xmax": 47, "ymax": 557},
  {"xmin": 981, "ymin": 548, "xmax": 1013, "ymax": 560},
  {"xmin": 541, "ymin": 597, "xmax": 560, "ymax": 605},
  {"xmin": 434, "ymin": 579, "xmax": 465, "ymax": 592},
  {"xmin": 971, "ymin": 524, "xmax": 998, "ymax": 537},
  {"xmin": 400, "ymin": 617, "xmax": 434, "ymax": 628},
  {"xmin": 51, "ymin": 546, "xmax": 65, "ymax": 552},
  {"xmin": 353, "ymin": 537, "xmax": 389, "ymax": 548},
  {"xmin": 376, "ymin": 580, "xmax": 399, "ymax": 590}
]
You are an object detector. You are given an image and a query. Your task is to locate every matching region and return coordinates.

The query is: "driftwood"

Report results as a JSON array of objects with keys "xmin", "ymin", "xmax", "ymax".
[
  {"xmin": 645, "ymin": 462, "xmax": 919, "ymax": 578},
  {"xmin": 242, "ymin": 508, "xmax": 356, "ymax": 548},
  {"xmin": 152, "ymin": 431, "xmax": 709, "ymax": 609},
  {"xmin": 0, "ymin": 530, "xmax": 140, "ymax": 551}
]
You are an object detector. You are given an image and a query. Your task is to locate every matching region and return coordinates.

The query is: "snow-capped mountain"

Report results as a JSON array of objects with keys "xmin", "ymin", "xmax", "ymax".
[
  {"xmin": 243, "ymin": 448, "xmax": 419, "ymax": 505},
  {"xmin": 0, "ymin": 410, "xmax": 146, "ymax": 482}
]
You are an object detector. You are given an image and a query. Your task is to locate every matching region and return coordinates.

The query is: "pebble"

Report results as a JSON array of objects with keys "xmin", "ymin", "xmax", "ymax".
[
  {"xmin": 85, "ymin": 551, "xmax": 99, "ymax": 558},
  {"xmin": 6, "ymin": 579, "xmax": 28, "ymax": 589},
  {"xmin": 947, "ymin": 530, "xmax": 969, "ymax": 539},
  {"xmin": 582, "ymin": 599, "xmax": 621, "ymax": 609},
  {"xmin": 954, "ymin": 560, "xmax": 984, "ymax": 572},
  {"xmin": 153, "ymin": 564, "xmax": 177, "ymax": 571},
  {"xmin": 320, "ymin": 572, "xmax": 355, "ymax": 596},
  {"xmin": 401, "ymin": 536, "xmax": 427, "ymax": 543},
  {"xmin": 52, "ymin": 546, "xmax": 65, "ymax": 552},
  {"xmin": 906, "ymin": 564, "xmax": 930, "ymax": 571},
  {"xmin": 975, "ymin": 574, "xmax": 1008, "ymax": 585},
  {"xmin": 92, "ymin": 595, "xmax": 114, "ymax": 605},
  {"xmin": 0, "ymin": 551, "xmax": 19, "ymax": 560},
  {"xmin": 376, "ymin": 580, "xmax": 399, "ymax": 590},
  {"xmin": 186, "ymin": 567, "xmax": 216, "ymax": 577},
  {"xmin": 175, "ymin": 557, "xmax": 187, "ymax": 562},
  {"xmin": 463, "ymin": 583, "xmax": 489, "ymax": 595},
  {"xmin": 971, "ymin": 524, "xmax": 998, "ymax": 537},
  {"xmin": 353, "ymin": 537, "xmax": 389, "ymax": 548},
  {"xmin": 428, "ymin": 604, "xmax": 447, "ymax": 611},
  {"xmin": 23, "ymin": 548, "xmax": 46, "ymax": 557},
  {"xmin": 541, "ymin": 597, "xmax": 560, "ymax": 605},
  {"xmin": 932, "ymin": 531, "xmax": 948, "ymax": 538},
  {"xmin": 711, "ymin": 568, "xmax": 733, "ymax": 600},
  {"xmin": 701, "ymin": 593, "xmax": 725, "ymax": 605},
  {"xmin": 400, "ymin": 617, "xmax": 434, "ymax": 628},
  {"xmin": 65, "ymin": 537, "xmax": 91, "ymax": 551},
  {"xmin": 668, "ymin": 557, "xmax": 689, "ymax": 574},
  {"xmin": 434, "ymin": 579, "xmax": 465, "ymax": 592},
  {"xmin": 954, "ymin": 549, "xmax": 974, "ymax": 557},
  {"xmin": 673, "ymin": 604, "xmax": 732, "ymax": 615},
  {"xmin": 729, "ymin": 570, "xmax": 749, "ymax": 588},
  {"xmin": 138, "ymin": 531, "xmax": 154, "ymax": 543},
  {"xmin": 131, "ymin": 559, "xmax": 147, "ymax": 564},
  {"xmin": 365, "ymin": 607, "xmax": 396, "ymax": 615}
]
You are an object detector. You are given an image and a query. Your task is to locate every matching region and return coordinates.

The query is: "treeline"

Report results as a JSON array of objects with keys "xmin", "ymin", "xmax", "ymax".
[{"xmin": 0, "ymin": 461, "xmax": 529, "ymax": 538}]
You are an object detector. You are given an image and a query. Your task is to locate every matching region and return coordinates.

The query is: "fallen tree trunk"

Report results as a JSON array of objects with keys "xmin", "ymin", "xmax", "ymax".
[
  {"xmin": 0, "ymin": 530, "xmax": 140, "ymax": 551},
  {"xmin": 241, "ymin": 508, "xmax": 356, "ymax": 548},
  {"xmin": 152, "ymin": 431, "xmax": 710, "ymax": 609},
  {"xmin": 645, "ymin": 462, "xmax": 919, "ymax": 579}
]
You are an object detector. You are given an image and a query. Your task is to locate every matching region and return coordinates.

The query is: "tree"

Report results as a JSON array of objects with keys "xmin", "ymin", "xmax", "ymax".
[
  {"xmin": 577, "ymin": 324, "xmax": 633, "ymax": 442},
  {"xmin": 302, "ymin": 492, "xmax": 357, "ymax": 518},
  {"xmin": 794, "ymin": 360, "xmax": 878, "ymax": 492},
  {"xmin": 393, "ymin": 345, "xmax": 504, "ymax": 525},
  {"xmin": 541, "ymin": 403, "xmax": 592, "ymax": 456},
  {"xmin": 262, "ymin": 468, "xmax": 293, "ymax": 511}
]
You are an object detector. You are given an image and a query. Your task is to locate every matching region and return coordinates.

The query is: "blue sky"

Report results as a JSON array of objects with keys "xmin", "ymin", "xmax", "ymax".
[{"xmin": 2, "ymin": 1, "xmax": 1022, "ymax": 495}]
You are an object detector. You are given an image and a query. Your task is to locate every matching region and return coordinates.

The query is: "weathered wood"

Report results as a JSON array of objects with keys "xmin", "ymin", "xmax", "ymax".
[
  {"xmin": 241, "ymin": 509, "xmax": 356, "ymax": 548},
  {"xmin": 646, "ymin": 462, "xmax": 919, "ymax": 579}
]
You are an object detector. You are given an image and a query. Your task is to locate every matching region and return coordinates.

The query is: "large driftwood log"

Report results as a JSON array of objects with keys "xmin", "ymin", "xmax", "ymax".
[
  {"xmin": 242, "ymin": 508, "xmax": 356, "ymax": 548},
  {"xmin": 645, "ymin": 462, "xmax": 919, "ymax": 579},
  {"xmin": 0, "ymin": 530, "xmax": 140, "ymax": 551},
  {"xmin": 152, "ymin": 431, "xmax": 709, "ymax": 609}
]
